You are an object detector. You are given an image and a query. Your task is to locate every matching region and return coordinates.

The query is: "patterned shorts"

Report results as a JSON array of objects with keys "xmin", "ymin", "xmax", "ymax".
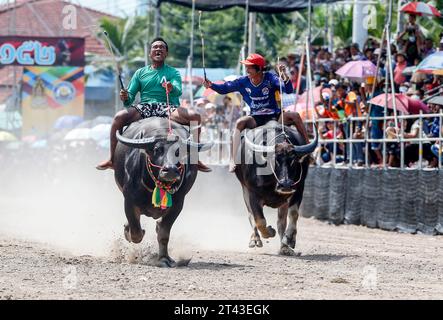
[{"xmin": 133, "ymin": 103, "xmax": 178, "ymax": 119}]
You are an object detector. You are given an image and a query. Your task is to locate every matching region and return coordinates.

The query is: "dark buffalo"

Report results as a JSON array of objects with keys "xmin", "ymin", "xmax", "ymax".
[
  {"xmin": 234, "ymin": 120, "xmax": 318, "ymax": 256},
  {"xmin": 114, "ymin": 117, "xmax": 212, "ymax": 267}
]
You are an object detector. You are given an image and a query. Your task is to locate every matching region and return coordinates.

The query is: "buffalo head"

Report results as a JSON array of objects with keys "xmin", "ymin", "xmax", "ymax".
[
  {"xmin": 116, "ymin": 130, "xmax": 212, "ymax": 183},
  {"xmin": 244, "ymin": 125, "xmax": 318, "ymax": 195}
]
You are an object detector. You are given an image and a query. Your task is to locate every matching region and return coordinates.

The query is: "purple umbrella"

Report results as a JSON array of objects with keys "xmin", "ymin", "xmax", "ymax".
[
  {"xmin": 405, "ymin": 97, "xmax": 430, "ymax": 114},
  {"xmin": 53, "ymin": 115, "xmax": 84, "ymax": 130},
  {"xmin": 335, "ymin": 60, "xmax": 377, "ymax": 81}
]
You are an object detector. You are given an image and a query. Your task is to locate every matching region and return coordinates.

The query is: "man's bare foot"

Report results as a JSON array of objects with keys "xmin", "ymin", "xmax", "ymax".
[
  {"xmin": 197, "ymin": 160, "xmax": 212, "ymax": 172},
  {"xmin": 96, "ymin": 159, "xmax": 113, "ymax": 170},
  {"xmin": 228, "ymin": 162, "xmax": 236, "ymax": 173}
]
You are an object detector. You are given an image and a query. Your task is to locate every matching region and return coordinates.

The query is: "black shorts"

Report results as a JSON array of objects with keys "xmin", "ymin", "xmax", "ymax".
[
  {"xmin": 252, "ymin": 113, "xmax": 281, "ymax": 127},
  {"xmin": 132, "ymin": 103, "xmax": 178, "ymax": 119}
]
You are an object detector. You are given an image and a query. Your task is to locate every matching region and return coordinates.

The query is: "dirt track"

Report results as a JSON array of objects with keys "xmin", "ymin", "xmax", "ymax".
[
  {"xmin": 0, "ymin": 160, "xmax": 442, "ymax": 300},
  {"xmin": 1, "ymin": 216, "xmax": 442, "ymax": 300}
]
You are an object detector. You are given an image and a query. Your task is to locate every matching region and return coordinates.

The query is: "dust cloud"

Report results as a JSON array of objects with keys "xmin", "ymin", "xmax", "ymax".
[{"xmin": 0, "ymin": 144, "xmax": 273, "ymax": 259}]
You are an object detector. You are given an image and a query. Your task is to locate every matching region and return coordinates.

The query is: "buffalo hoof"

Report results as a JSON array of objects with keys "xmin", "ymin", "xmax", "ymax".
[
  {"xmin": 248, "ymin": 239, "xmax": 263, "ymax": 248},
  {"xmin": 282, "ymin": 235, "xmax": 296, "ymax": 249},
  {"xmin": 123, "ymin": 225, "xmax": 145, "ymax": 244},
  {"xmin": 260, "ymin": 226, "xmax": 276, "ymax": 239},
  {"xmin": 157, "ymin": 256, "xmax": 177, "ymax": 268},
  {"xmin": 130, "ymin": 230, "xmax": 145, "ymax": 244},
  {"xmin": 124, "ymin": 224, "xmax": 131, "ymax": 243},
  {"xmin": 279, "ymin": 245, "xmax": 301, "ymax": 257}
]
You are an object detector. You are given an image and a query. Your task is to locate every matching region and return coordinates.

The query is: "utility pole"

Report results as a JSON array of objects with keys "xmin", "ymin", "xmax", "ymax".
[
  {"xmin": 12, "ymin": 0, "xmax": 18, "ymax": 114},
  {"xmin": 187, "ymin": 0, "xmax": 196, "ymax": 108},
  {"xmin": 241, "ymin": 0, "xmax": 249, "ymax": 75},
  {"xmin": 154, "ymin": 3, "xmax": 161, "ymax": 38},
  {"xmin": 396, "ymin": 0, "xmax": 405, "ymax": 36},
  {"xmin": 248, "ymin": 12, "xmax": 256, "ymax": 55},
  {"xmin": 144, "ymin": 0, "xmax": 152, "ymax": 66},
  {"xmin": 308, "ymin": 0, "xmax": 312, "ymax": 43},
  {"xmin": 328, "ymin": 4, "xmax": 334, "ymax": 53},
  {"xmin": 352, "ymin": 0, "xmax": 368, "ymax": 49}
]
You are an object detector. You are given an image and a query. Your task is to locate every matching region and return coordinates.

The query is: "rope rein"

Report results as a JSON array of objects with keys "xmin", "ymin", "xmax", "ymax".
[
  {"xmin": 269, "ymin": 156, "xmax": 304, "ymax": 187},
  {"xmin": 198, "ymin": 11, "xmax": 207, "ymax": 81},
  {"xmin": 145, "ymin": 154, "xmax": 184, "ymax": 194},
  {"xmin": 261, "ymin": 130, "xmax": 304, "ymax": 188},
  {"xmin": 142, "ymin": 150, "xmax": 185, "ymax": 210},
  {"xmin": 277, "ymin": 56, "xmax": 285, "ymax": 133}
]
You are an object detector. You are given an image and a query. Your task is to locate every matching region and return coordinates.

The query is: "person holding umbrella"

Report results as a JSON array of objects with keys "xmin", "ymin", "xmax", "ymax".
[{"xmin": 397, "ymin": 14, "xmax": 423, "ymax": 65}]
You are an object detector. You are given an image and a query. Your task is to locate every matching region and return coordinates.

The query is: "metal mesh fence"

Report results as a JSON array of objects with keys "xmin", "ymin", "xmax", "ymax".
[
  {"xmin": 398, "ymin": 170, "xmax": 420, "ymax": 233},
  {"xmin": 344, "ymin": 169, "xmax": 363, "ymax": 225},
  {"xmin": 378, "ymin": 169, "xmax": 401, "ymax": 231},
  {"xmin": 301, "ymin": 167, "xmax": 442, "ymax": 235},
  {"xmin": 328, "ymin": 168, "xmax": 346, "ymax": 225}
]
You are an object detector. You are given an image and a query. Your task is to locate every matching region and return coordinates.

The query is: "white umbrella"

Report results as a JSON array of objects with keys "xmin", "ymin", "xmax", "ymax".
[
  {"xmin": 90, "ymin": 124, "xmax": 111, "ymax": 142},
  {"xmin": 64, "ymin": 128, "xmax": 91, "ymax": 141}
]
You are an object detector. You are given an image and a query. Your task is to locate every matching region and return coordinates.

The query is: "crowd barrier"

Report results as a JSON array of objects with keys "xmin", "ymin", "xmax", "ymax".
[{"xmin": 300, "ymin": 166, "xmax": 443, "ymax": 235}]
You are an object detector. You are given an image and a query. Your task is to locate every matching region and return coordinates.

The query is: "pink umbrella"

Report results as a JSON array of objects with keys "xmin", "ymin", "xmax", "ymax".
[
  {"xmin": 201, "ymin": 81, "xmax": 224, "ymax": 97},
  {"xmin": 369, "ymin": 94, "xmax": 410, "ymax": 114},
  {"xmin": 297, "ymin": 86, "xmax": 332, "ymax": 105},
  {"xmin": 292, "ymin": 103, "xmax": 316, "ymax": 121},
  {"xmin": 400, "ymin": 2, "xmax": 441, "ymax": 17},
  {"xmin": 335, "ymin": 60, "xmax": 377, "ymax": 80},
  {"xmin": 404, "ymin": 96, "xmax": 430, "ymax": 114}
]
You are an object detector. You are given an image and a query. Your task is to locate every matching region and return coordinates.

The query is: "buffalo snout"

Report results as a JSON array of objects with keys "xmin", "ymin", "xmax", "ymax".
[
  {"xmin": 276, "ymin": 179, "xmax": 295, "ymax": 195},
  {"xmin": 159, "ymin": 164, "xmax": 181, "ymax": 182}
]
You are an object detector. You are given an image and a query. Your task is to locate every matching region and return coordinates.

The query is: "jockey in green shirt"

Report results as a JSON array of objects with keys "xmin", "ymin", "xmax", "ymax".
[{"xmin": 96, "ymin": 37, "xmax": 211, "ymax": 172}]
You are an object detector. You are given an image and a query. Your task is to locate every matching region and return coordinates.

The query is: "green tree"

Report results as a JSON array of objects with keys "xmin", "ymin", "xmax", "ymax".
[
  {"xmin": 158, "ymin": 3, "xmax": 245, "ymax": 68},
  {"xmin": 99, "ymin": 16, "xmax": 147, "ymax": 70}
]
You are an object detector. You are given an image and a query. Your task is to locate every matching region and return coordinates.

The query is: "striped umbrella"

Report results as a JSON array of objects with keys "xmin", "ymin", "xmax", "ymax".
[
  {"xmin": 416, "ymin": 51, "xmax": 443, "ymax": 73},
  {"xmin": 400, "ymin": 1, "xmax": 441, "ymax": 17}
]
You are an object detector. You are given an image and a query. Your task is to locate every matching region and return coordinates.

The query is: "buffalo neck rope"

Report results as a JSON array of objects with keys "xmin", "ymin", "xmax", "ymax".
[
  {"xmin": 145, "ymin": 154, "xmax": 184, "ymax": 210},
  {"xmin": 161, "ymin": 77, "xmax": 173, "ymax": 135}
]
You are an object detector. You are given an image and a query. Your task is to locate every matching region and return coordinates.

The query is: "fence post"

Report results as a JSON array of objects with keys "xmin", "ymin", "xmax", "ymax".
[
  {"xmin": 419, "ymin": 110, "xmax": 423, "ymax": 169},
  {"xmin": 333, "ymin": 120, "xmax": 337, "ymax": 167},
  {"xmin": 349, "ymin": 118, "xmax": 353, "ymax": 167},
  {"xmin": 400, "ymin": 115, "xmax": 405, "ymax": 169}
]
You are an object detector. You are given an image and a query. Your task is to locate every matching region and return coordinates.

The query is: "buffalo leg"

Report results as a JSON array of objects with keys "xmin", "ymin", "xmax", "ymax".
[
  {"xmin": 123, "ymin": 200, "xmax": 145, "ymax": 244},
  {"xmin": 277, "ymin": 204, "xmax": 294, "ymax": 256},
  {"xmin": 248, "ymin": 214, "xmax": 263, "ymax": 248},
  {"xmin": 243, "ymin": 188, "xmax": 276, "ymax": 239},
  {"xmin": 280, "ymin": 204, "xmax": 301, "ymax": 256},
  {"xmin": 242, "ymin": 187, "xmax": 264, "ymax": 248},
  {"xmin": 155, "ymin": 201, "xmax": 183, "ymax": 268},
  {"xmin": 277, "ymin": 203, "xmax": 294, "ymax": 256}
]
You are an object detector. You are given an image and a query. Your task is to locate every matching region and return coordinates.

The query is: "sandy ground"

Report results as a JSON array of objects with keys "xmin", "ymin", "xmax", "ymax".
[
  {"xmin": 0, "ymin": 160, "xmax": 442, "ymax": 300},
  {"xmin": 1, "ymin": 216, "xmax": 442, "ymax": 300}
]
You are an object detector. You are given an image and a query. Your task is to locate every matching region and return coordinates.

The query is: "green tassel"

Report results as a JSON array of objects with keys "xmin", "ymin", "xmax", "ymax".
[
  {"xmin": 152, "ymin": 186, "xmax": 161, "ymax": 207},
  {"xmin": 161, "ymin": 191, "xmax": 172, "ymax": 209}
]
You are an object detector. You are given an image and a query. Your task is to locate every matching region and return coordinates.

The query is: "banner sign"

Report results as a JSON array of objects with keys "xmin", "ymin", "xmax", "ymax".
[
  {"xmin": 0, "ymin": 36, "xmax": 85, "ymax": 66},
  {"xmin": 21, "ymin": 66, "xmax": 85, "ymax": 136}
]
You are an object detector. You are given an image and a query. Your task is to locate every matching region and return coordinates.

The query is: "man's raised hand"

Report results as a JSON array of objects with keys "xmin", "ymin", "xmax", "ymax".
[
  {"xmin": 203, "ymin": 79, "xmax": 212, "ymax": 89},
  {"xmin": 120, "ymin": 89, "xmax": 128, "ymax": 102}
]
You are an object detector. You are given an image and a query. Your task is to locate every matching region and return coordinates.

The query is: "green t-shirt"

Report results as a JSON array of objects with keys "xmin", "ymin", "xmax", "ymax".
[{"xmin": 123, "ymin": 64, "xmax": 182, "ymax": 107}]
